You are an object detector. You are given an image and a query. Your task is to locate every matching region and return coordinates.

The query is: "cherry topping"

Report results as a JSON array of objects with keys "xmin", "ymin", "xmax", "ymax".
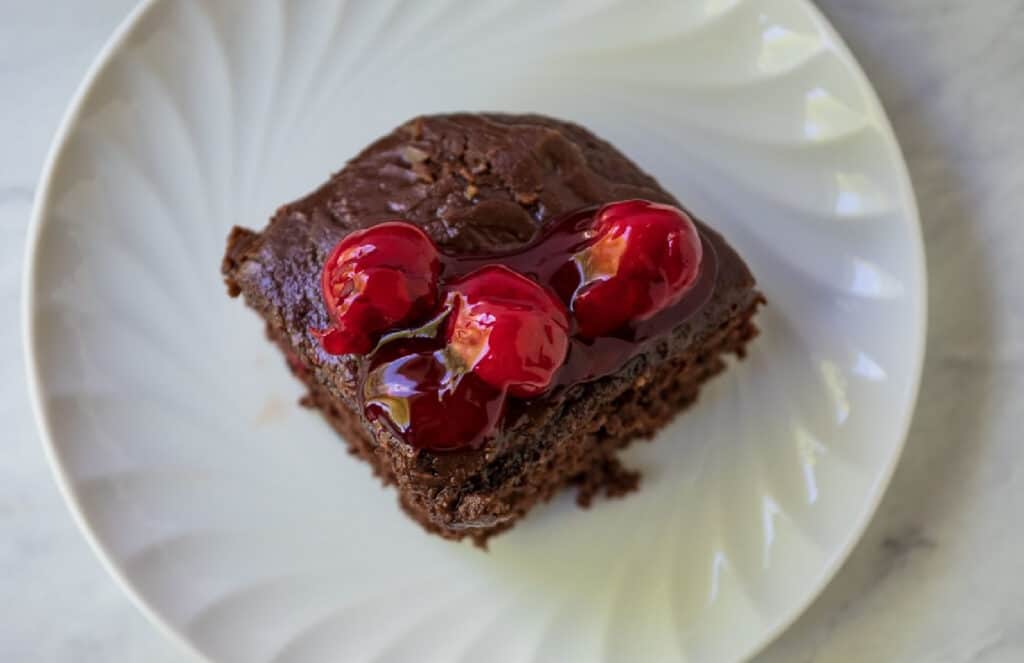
[
  {"xmin": 571, "ymin": 200, "xmax": 703, "ymax": 338},
  {"xmin": 363, "ymin": 346, "xmax": 505, "ymax": 451},
  {"xmin": 315, "ymin": 222, "xmax": 441, "ymax": 355},
  {"xmin": 317, "ymin": 201, "xmax": 713, "ymax": 453},
  {"xmin": 445, "ymin": 265, "xmax": 570, "ymax": 398}
]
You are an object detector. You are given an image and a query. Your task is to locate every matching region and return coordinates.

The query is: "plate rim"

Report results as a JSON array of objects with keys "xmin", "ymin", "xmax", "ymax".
[
  {"xmin": 21, "ymin": 1, "xmax": 928, "ymax": 661},
  {"xmin": 21, "ymin": 2, "xmax": 217, "ymax": 662}
]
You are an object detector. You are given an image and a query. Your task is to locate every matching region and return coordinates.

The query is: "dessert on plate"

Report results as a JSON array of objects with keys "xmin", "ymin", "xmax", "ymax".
[{"xmin": 223, "ymin": 113, "xmax": 763, "ymax": 545}]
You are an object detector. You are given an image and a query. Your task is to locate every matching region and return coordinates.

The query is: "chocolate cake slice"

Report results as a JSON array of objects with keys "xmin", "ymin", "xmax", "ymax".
[{"xmin": 223, "ymin": 113, "xmax": 763, "ymax": 545}]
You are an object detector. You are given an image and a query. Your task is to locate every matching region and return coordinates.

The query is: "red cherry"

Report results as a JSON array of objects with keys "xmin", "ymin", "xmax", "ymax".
[
  {"xmin": 445, "ymin": 265, "xmax": 570, "ymax": 398},
  {"xmin": 363, "ymin": 348, "xmax": 505, "ymax": 451},
  {"xmin": 571, "ymin": 200, "xmax": 703, "ymax": 338},
  {"xmin": 315, "ymin": 222, "xmax": 441, "ymax": 355}
]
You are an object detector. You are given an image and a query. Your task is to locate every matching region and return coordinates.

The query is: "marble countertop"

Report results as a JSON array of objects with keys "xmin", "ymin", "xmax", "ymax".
[{"xmin": 3, "ymin": 1, "xmax": 1022, "ymax": 661}]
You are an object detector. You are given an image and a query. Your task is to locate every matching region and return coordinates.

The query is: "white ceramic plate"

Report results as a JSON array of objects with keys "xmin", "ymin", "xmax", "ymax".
[{"xmin": 25, "ymin": 1, "xmax": 925, "ymax": 661}]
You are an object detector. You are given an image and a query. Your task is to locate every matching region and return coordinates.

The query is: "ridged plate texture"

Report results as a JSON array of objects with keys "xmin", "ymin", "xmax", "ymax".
[{"xmin": 25, "ymin": 1, "xmax": 926, "ymax": 661}]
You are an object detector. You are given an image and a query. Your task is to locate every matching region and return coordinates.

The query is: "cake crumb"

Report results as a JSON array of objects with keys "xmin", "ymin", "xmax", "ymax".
[
  {"xmin": 464, "ymin": 184, "xmax": 479, "ymax": 199},
  {"xmin": 411, "ymin": 162, "xmax": 434, "ymax": 183},
  {"xmin": 402, "ymin": 145, "xmax": 429, "ymax": 164},
  {"xmin": 404, "ymin": 117, "xmax": 424, "ymax": 139},
  {"xmin": 574, "ymin": 457, "xmax": 641, "ymax": 507},
  {"xmin": 255, "ymin": 396, "xmax": 288, "ymax": 424},
  {"xmin": 515, "ymin": 191, "xmax": 539, "ymax": 205}
]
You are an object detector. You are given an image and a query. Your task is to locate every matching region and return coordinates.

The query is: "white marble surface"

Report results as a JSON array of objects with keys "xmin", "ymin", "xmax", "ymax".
[{"xmin": 2, "ymin": 1, "xmax": 1022, "ymax": 661}]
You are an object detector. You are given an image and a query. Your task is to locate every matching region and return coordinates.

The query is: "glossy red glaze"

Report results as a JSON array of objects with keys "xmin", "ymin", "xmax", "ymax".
[
  {"xmin": 314, "ymin": 222, "xmax": 441, "ymax": 354},
  {"xmin": 571, "ymin": 200, "xmax": 703, "ymax": 338},
  {"xmin": 363, "ymin": 341, "xmax": 505, "ymax": 451},
  {"xmin": 318, "ymin": 201, "xmax": 713, "ymax": 452},
  {"xmin": 446, "ymin": 265, "xmax": 570, "ymax": 398}
]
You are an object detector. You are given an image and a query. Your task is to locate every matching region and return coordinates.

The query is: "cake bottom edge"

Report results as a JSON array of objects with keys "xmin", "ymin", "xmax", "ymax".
[{"xmin": 269, "ymin": 294, "xmax": 763, "ymax": 547}]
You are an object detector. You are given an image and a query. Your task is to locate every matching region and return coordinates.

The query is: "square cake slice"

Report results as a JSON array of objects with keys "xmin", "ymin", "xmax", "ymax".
[{"xmin": 223, "ymin": 113, "xmax": 763, "ymax": 545}]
